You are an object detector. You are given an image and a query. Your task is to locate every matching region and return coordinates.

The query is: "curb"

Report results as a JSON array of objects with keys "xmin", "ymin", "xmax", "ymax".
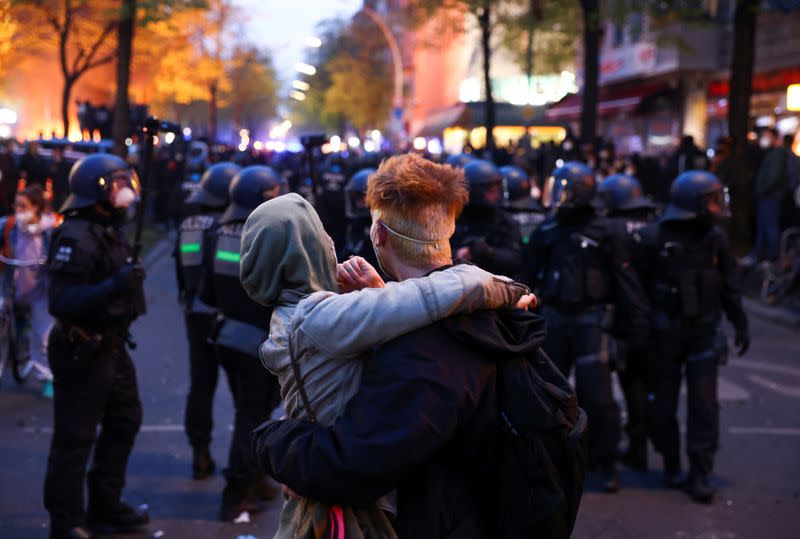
[
  {"xmin": 142, "ymin": 231, "xmax": 175, "ymax": 270},
  {"xmin": 742, "ymin": 297, "xmax": 800, "ymax": 329}
]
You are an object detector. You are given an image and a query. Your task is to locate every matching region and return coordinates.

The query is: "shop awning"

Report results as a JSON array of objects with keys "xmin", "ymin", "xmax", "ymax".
[
  {"xmin": 546, "ymin": 84, "xmax": 669, "ymax": 121},
  {"xmin": 415, "ymin": 101, "xmax": 559, "ymax": 137}
]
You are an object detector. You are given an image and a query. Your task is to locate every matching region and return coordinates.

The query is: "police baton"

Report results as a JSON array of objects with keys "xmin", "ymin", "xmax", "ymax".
[{"xmin": 132, "ymin": 116, "xmax": 182, "ymax": 262}]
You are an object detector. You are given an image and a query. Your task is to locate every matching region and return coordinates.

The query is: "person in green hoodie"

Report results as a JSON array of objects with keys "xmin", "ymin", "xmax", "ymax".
[{"xmin": 240, "ymin": 192, "xmax": 531, "ymax": 539}]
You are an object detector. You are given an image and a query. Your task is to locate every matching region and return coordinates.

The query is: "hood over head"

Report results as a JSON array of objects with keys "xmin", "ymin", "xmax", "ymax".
[{"xmin": 241, "ymin": 193, "xmax": 339, "ymax": 306}]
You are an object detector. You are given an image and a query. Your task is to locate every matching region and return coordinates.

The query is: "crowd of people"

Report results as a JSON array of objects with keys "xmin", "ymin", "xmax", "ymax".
[{"xmin": 0, "ymin": 126, "xmax": 798, "ymax": 538}]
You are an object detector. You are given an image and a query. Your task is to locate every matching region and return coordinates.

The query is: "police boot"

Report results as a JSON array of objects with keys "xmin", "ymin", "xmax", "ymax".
[
  {"xmin": 687, "ymin": 469, "xmax": 715, "ymax": 504},
  {"xmin": 49, "ymin": 525, "xmax": 96, "ymax": 539},
  {"xmin": 87, "ymin": 500, "xmax": 149, "ymax": 533},
  {"xmin": 250, "ymin": 474, "xmax": 279, "ymax": 501},
  {"xmin": 662, "ymin": 454, "xmax": 683, "ymax": 489},
  {"xmin": 600, "ymin": 462, "xmax": 620, "ymax": 493},
  {"xmin": 219, "ymin": 478, "xmax": 266, "ymax": 522},
  {"xmin": 621, "ymin": 439, "xmax": 648, "ymax": 471},
  {"xmin": 192, "ymin": 445, "xmax": 216, "ymax": 480}
]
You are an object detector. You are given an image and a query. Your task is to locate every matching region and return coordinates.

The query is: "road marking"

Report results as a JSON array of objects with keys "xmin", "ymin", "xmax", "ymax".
[
  {"xmin": 718, "ymin": 377, "xmax": 751, "ymax": 402},
  {"xmin": 23, "ymin": 424, "xmax": 188, "ymax": 434},
  {"xmin": 728, "ymin": 359, "xmax": 800, "ymax": 378},
  {"xmin": 728, "ymin": 426, "xmax": 800, "ymax": 436},
  {"xmin": 747, "ymin": 374, "xmax": 800, "ymax": 398}
]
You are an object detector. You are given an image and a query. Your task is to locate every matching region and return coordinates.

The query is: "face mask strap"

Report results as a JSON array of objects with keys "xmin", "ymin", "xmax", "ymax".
[{"xmin": 377, "ymin": 219, "xmax": 446, "ymax": 252}]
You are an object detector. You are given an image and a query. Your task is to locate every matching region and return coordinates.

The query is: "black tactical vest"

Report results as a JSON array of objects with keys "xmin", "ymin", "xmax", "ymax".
[
  {"xmin": 211, "ymin": 222, "xmax": 271, "ymax": 328},
  {"xmin": 646, "ymin": 224, "xmax": 723, "ymax": 319},
  {"xmin": 177, "ymin": 213, "xmax": 216, "ymax": 309},
  {"xmin": 537, "ymin": 217, "xmax": 611, "ymax": 308}
]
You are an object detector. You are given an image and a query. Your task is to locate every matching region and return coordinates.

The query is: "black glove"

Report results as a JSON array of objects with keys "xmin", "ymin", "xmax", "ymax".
[
  {"xmin": 735, "ymin": 331, "xmax": 750, "ymax": 357},
  {"xmin": 114, "ymin": 264, "xmax": 145, "ymax": 292}
]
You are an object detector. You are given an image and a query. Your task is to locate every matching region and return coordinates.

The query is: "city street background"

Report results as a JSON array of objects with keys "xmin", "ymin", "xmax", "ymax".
[{"xmin": 0, "ymin": 236, "xmax": 798, "ymax": 539}]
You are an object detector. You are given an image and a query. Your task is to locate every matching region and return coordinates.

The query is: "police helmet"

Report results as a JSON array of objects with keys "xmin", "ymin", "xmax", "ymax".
[
  {"xmin": 221, "ymin": 165, "xmax": 282, "ymax": 223},
  {"xmin": 186, "ymin": 162, "xmax": 241, "ymax": 208},
  {"xmin": 662, "ymin": 170, "xmax": 730, "ymax": 222},
  {"xmin": 463, "ymin": 159, "xmax": 503, "ymax": 208},
  {"xmin": 60, "ymin": 154, "xmax": 140, "ymax": 213},
  {"xmin": 598, "ymin": 174, "xmax": 656, "ymax": 213},
  {"xmin": 499, "ymin": 165, "xmax": 531, "ymax": 205},
  {"xmin": 345, "ymin": 168, "xmax": 375, "ymax": 220},
  {"xmin": 543, "ymin": 161, "xmax": 595, "ymax": 209},
  {"xmin": 445, "ymin": 153, "xmax": 475, "ymax": 169}
]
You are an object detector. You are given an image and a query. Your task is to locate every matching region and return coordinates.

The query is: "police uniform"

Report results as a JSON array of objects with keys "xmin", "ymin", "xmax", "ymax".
[
  {"xmin": 452, "ymin": 160, "xmax": 522, "ymax": 277},
  {"xmin": 317, "ymin": 156, "xmax": 349, "ymax": 250},
  {"xmin": 175, "ymin": 162, "xmax": 240, "ymax": 479},
  {"xmin": 524, "ymin": 162, "xmax": 650, "ymax": 492},
  {"xmin": 635, "ymin": 170, "xmax": 749, "ymax": 503},
  {"xmin": 500, "ymin": 165, "xmax": 547, "ymax": 247},
  {"xmin": 341, "ymin": 167, "xmax": 378, "ymax": 268},
  {"xmin": 198, "ymin": 165, "xmax": 281, "ymax": 521},
  {"xmin": 597, "ymin": 174, "xmax": 658, "ymax": 471},
  {"xmin": 43, "ymin": 154, "xmax": 148, "ymax": 539}
]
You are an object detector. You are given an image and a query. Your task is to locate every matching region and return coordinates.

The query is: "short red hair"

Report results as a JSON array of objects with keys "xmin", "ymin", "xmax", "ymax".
[{"xmin": 365, "ymin": 153, "xmax": 468, "ymax": 264}]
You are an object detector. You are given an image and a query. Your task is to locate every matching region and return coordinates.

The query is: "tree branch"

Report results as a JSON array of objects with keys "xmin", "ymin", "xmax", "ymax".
[{"xmin": 75, "ymin": 20, "xmax": 117, "ymax": 75}]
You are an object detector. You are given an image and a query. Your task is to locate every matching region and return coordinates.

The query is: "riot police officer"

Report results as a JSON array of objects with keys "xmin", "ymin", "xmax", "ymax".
[
  {"xmin": 445, "ymin": 152, "xmax": 474, "ymax": 169},
  {"xmin": 523, "ymin": 161, "xmax": 650, "ymax": 493},
  {"xmin": 451, "ymin": 160, "xmax": 522, "ymax": 277},
  {"xmin": 317, "ymin": 154, "xmax": 349, "ymax": 249},
  {"xmin": 341, "ymin": 167, "xmax": 378, "ymax": 267},
  {"xmin": 175, "ymin": 162, "xmax": 240, "ymax": 480},
  {"xmin": 500, "ymin": 165, "xmax": 547, "ymax": 246},
  {"xmin": 597, "ymin": 174, "xmax": 657, "ymax": 472},
  {"xmin": 44, "ymin": 154, "xmax": 148, "ymax": 539},
  {"xmin": 636, "ymin": 171, "xmax": 749, "ymax": 504},
  {"xmin": 198, "ymin": 165, "xmax": 282, "ymax": 521}
]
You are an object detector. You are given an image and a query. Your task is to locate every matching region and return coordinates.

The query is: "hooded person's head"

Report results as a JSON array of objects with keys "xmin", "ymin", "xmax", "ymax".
[
  {"xmin": 365, "ymin": 153, "xmax": 468, "ymax": 279},
  {"xmin": 240, "ymin": 193, "xmax": 338, "ymax": 306}
]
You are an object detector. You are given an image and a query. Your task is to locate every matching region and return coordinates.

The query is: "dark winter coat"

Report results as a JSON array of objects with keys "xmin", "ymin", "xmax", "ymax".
[{"xmin": 253, "ymin": 308, "xmax": 548, "ymax": 539}]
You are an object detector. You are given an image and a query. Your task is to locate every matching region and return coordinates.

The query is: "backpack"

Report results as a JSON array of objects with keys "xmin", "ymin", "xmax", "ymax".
[{"xmin": 495, "ymin": 347, "xmax": 588, "ymax": 539}]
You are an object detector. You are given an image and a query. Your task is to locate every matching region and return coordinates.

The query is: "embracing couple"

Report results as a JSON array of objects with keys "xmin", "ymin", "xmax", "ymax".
[{"xmin": 240, "ymin": 154, "xmax": 586, "ymax": 539}]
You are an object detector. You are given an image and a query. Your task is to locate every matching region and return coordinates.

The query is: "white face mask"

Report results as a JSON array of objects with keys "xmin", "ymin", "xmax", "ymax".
[
  {"xmin": 112, "ymin": 186, "xmax": 137, "ymax": 208},
  {"xmin": 15, "ymin": 210, "xmax": 34, "ymax": 226}
]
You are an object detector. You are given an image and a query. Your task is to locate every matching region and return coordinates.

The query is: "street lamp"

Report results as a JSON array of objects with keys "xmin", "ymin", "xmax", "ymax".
[
  {"xmin": 293, "ymin": 80, "xmax": 311, "ymax": 91},
  {"xmin": 296, "ymin": 63, "xmax": 317, "ymax": 76}
]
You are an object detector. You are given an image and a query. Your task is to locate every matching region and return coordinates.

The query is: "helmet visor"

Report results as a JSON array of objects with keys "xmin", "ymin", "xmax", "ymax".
[
  {"xmin": 543, "ymin": 175, "xmax": 568, "ymax": 209},
  {"xmin": 703, "ymin": 186, "xmax": 730, "ymax": 218},
  {"xmin": 105, "ymin": 169, "xmax": 141, "ymax": 208}
]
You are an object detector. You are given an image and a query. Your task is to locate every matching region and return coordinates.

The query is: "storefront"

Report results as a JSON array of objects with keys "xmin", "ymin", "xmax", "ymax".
[
  {"xmin": 415, "ymin": 101, "xmax": 567, "ymax": 154},
  {"xmin": 546, "ymin": 83, "xmax": 681, "ymax": 156},
  {"xmin": 706, "ymin": 67, "xmax": 800, "ymax": 148}
]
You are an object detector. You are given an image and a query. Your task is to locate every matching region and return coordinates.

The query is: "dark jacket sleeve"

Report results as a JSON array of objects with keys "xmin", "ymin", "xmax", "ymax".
[
  {"xmin": 716, "ymin": 227, "xmax": 748, "ymax": 336},
  {"xmin": 520, "ymin": 224, "xmax": 547, "ymax": 291},
  {"xmin": 472, "ymin": 213, "xmax": 522, "ymax": 277},
  {"xmin": 608, "ymin": 222, "xmax": 650, "ymax": 344},
  {"xmin": 47, "ymin": 231, "xmax": 120, "ymax": 320},
  {"xmin": 253, "ymin": 330, "xmax": 479, "ymax": 506}
]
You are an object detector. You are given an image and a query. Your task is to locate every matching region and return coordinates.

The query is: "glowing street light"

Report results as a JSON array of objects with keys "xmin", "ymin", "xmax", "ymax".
[
  {"xmin": 164, "ymin": 132, "xmax": 176, "ymax": 144},
  {"xmin": 293, "ymin": 80, "xmax": 310, "ymax": 91},
  {"xmin": 306, "ymin": 36, "xmax": 322, "ymax": 48},
  {"xmin": 330, "ymin": 135, "xmax": 341, "ymax": 147},
  {"xmin": 348, "ymin": 136, "xmax": 360, "ymax": 148},
  {"xmin": 295, "ymin": 63, "xmax": 317, "ymax": 76},
  {"xmin": 182, "ymin": 127, "xmax": 192, "ymax": 138},
  {"xmin": 413, "ymin": 137, "xmax": 427, "ymax": 151},
  {"xmin": 290, "ymin": 90, "xmax": 306, "ymax": 101}
]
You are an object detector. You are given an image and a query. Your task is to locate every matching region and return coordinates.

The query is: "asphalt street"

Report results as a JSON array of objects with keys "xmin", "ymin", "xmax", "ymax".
[{"xmin": 1, "ymin": 240, "xmax": 798, "ymax": 539}]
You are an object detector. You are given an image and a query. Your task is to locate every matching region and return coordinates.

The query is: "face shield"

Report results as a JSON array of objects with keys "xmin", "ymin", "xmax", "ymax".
[
  {"xmin": 543, "ymin": 176, "xmax": 568, "ymax": 209},
  {"xmin": 103, "ymin": 169, "xmax": 141, "ymax": 209},
  {"xmin": 700, "ymin": 186, "xmax": 730, "ymax": 219},
  {"xmin": 345, "ymin": 188, "xmax": 370, "ymax": 220}
]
